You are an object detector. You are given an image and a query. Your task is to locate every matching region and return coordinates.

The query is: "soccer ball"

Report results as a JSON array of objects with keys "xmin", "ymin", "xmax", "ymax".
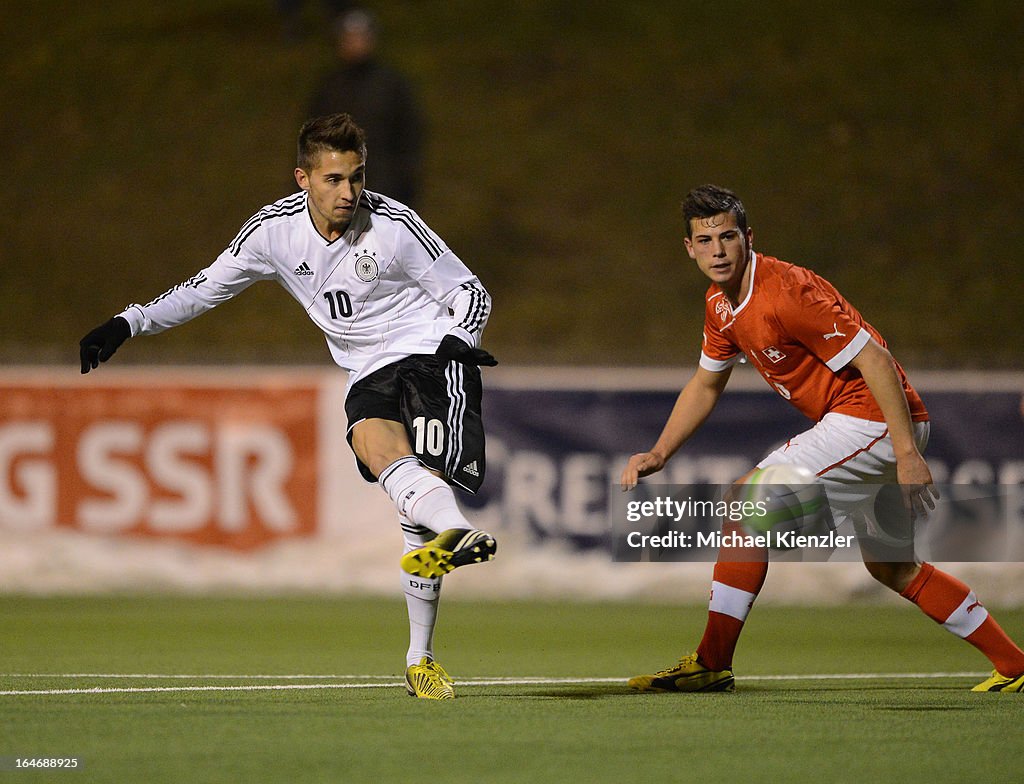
[{"xmin": 738, "ymin": 463, "xmax": 827, "ymax": 549}]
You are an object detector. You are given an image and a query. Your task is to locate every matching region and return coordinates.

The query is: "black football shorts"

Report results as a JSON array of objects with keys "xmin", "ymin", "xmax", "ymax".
[{"xmin": 345, "ymin": 354, "xmax": 486, "ymax": 493}]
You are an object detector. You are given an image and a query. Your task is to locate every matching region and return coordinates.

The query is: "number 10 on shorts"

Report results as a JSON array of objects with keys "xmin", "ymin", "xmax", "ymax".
[{"xmin": 412, "ymin": 416, "xmax": 444, "ymax": 456}]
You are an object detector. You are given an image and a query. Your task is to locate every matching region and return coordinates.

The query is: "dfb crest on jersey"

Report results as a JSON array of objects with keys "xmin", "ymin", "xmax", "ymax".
[{"xmin": 355, "ymin": 252, "xmax": 379, "ymax": 282}]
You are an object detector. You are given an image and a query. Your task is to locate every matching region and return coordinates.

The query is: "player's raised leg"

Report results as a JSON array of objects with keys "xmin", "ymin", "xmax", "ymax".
[
  {"xmin": 353, "ymin": 418, "xmax": 494, "ymax": 562},
  {"xmin": 354, "ymin": 416, "xmax": 495, "ymax": 578},
  {"xmin": 374, "ymin": 453, "xmax": 496, "ymax": 577}
]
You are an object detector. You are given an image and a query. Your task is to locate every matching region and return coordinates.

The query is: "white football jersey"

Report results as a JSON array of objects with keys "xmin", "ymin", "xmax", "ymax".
[{"xmin": 117, "ymin": 190, "xmax": 492, "ymax": 387}]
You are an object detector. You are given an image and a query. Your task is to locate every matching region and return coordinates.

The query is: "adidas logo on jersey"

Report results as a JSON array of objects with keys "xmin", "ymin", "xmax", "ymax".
[
  {"xmin": 461, "ymin": 461, "xmax": 480, "ymax": 477},
  {"xmin": 294, "ymin": 261, "xmax": 314, "ymax": 276}
]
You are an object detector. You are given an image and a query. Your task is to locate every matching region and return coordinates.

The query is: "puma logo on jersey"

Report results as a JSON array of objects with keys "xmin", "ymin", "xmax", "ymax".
[
  {"xmin": 823, "ymin": 323, "xmax": 846, "ymax": 340},
  {"xmin": 294, "ymin": 261, "xmax": 314, "ymax": 276}
]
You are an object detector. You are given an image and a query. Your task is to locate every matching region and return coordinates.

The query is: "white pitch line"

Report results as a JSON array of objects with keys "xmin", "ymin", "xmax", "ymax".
[
  {"xmin": 3, "ymin": 673, "xmax": 386, "ymax": 680},
  {"xmin": 745, "ymin": 672, "xmax": 984, "ymax": 682},
  {"xmin": 0, "ymin": 672, "xmax": 984, "ymax": 697},
  {"xmin": 0, "ymin": 683, "xmax": 398, "ymax": 696}
]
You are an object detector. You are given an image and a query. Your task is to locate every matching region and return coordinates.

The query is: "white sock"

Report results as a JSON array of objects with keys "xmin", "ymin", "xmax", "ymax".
[
  {"xmin": 400, "ymin": 518, "xmax": 443, "ymax": 667},
  {"xmin": 379, "ymin": 456, "xmax": 472, "ymax": 534}
]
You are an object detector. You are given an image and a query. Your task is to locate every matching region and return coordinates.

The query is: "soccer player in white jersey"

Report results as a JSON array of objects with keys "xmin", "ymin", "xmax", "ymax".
[
  {"xmin": 80, "ymin": 113, "xmax": 498, "ymax": 699},
  {"xmin": 621, "ymin": 184, "xmax": 1024, "ymax": 693}
]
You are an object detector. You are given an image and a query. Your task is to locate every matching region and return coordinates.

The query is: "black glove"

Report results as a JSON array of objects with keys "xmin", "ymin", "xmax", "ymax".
[
  {"xmin": 79, "ymin": 316, "xmax": 131, "ymax": 374},
  {"xmin": 435, "ymin": 334, "xmax": 498, "ymax": 367}
]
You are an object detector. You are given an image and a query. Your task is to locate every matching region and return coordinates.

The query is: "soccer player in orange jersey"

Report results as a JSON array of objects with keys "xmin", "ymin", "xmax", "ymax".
[{"xmin": 621, "ymin": 184, "xmax": 1024, "ymax": 693}]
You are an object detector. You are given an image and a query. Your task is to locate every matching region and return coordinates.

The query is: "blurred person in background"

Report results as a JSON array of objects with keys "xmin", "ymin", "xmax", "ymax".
[
  {"xmin": 621, "ymin": 184, "xmax": 1024, "ymax": 694},
  {"xmin": 80, "ymin": 113, "xmax": 497, "ymax": 700},
  {"xmin": 307, "ymin": 7, "xmax": 424, "ymax": 208},
  {"xmin": 277, "ymin": 0, "xmax": 353, "ymax": 43}
]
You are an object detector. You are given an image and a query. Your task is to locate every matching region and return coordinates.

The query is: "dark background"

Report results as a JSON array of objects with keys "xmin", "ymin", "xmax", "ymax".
[{"xmin": 2, "ymin": 1, "xmax": 1021, "ymax": 368}]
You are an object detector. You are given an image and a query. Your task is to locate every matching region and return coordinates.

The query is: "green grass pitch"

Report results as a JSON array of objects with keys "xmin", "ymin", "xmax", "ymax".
[{"xmin": 1, "ymin": 596, "xmax": 1020, "ymax": 783}]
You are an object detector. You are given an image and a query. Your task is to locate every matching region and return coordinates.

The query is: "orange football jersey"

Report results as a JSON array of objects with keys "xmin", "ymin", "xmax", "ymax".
[{"xmin": 700, "ymin": 252, "xmax": 928, "ymax": 423}]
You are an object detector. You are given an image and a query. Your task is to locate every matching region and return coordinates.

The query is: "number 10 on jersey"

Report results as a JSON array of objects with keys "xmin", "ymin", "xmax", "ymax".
[
  {"xmin": 324, "ymin": 290, "xmax": 352, "ymax": 319},
  {"xmin": 412, "ymin": 416, "xmax": 444, "ymax": 457}
]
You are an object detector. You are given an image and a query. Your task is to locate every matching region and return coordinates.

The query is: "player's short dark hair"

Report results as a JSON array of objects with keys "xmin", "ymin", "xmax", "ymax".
[
  {"xmin": 297, "ymin": 113, "xmax": 368, "ymax": 172},
  {"xmin": 682, "ymin": 184, "xmax": 748, "ymax": 238}
]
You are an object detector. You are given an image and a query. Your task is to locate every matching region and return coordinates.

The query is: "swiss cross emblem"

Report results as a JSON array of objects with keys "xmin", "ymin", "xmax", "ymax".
[{"xmin": 762, "ymin": 346, "xmax": 786, "ymax": 364}]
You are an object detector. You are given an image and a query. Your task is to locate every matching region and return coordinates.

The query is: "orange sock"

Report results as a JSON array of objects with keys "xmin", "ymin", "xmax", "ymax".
[
  {"xmin": 696, "ymin": 535, "xmax": 768, "ymax": 671},
  {"xmin": 901, "ymin": 562, "xmax": 1024, "ymax": 677}
]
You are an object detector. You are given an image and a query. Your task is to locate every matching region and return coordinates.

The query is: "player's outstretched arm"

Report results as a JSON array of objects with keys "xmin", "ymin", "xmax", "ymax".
[
  {"xmin": 79, "ymin": 316, "xmax": 131, "ymax": 374},
  {"xmin": 620, "ymin": 365, "xmax": 731, "ymax": 490}
]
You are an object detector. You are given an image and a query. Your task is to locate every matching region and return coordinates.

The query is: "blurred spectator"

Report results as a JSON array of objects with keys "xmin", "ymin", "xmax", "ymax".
[
  {"xmin": 307, "ymin": 8, "xmax": 425, "ymax": 207},
  {"xmin": 277, "ymin": 0, "xmax": 354, "ymax": 42}
]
